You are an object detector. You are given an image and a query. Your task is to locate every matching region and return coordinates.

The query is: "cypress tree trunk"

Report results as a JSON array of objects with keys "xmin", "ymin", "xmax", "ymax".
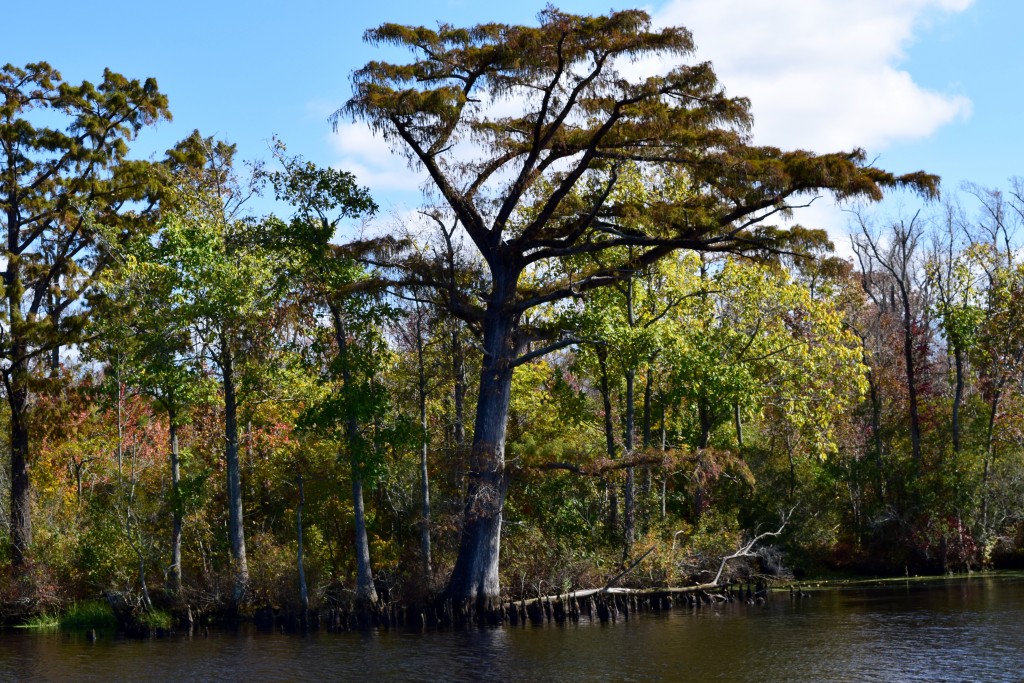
[{"xmin": 444, "ymin": 302, "xmax": 517, "ymax": 609}]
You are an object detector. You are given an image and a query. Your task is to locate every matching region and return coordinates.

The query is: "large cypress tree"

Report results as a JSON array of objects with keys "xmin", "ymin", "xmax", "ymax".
[{"xmin": 339, "ymin": 8, "xmax": 938, "ymax": 609}]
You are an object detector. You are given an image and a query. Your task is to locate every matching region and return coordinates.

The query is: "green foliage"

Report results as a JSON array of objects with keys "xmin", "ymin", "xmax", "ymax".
[
  {"xmin": 60, "ymin": 601, "xmax": 118, "ymax": 630},
  {"xmin": 17, "ymin": 613, "xmax": 60, "ymax": 630},
  {"xmin": 136, "ymin": 609, "xmax": 172, "ymax": 631},
  {"xmin": 13, "ymin": 17, "xmax": 1024, "ymax": 621}
]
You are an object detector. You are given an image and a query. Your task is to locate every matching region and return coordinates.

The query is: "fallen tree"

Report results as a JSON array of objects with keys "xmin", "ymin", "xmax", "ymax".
[{"xmin": 509, "ymin": 511, "xmax": 792, "ymax": 610}]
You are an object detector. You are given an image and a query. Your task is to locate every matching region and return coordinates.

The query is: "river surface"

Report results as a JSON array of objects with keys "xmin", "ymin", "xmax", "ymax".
[{"xmin": 2, "ymin": 574, "xmax": 1023, "ymax": 682}]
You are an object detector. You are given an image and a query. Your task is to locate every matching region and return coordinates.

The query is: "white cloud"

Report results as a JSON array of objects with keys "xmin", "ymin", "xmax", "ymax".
[
  {"xmin": 653, "ymin": 0, "xmax": 973, "ymax": 152},
  {"xmin": 326, "ymin": 122, "xmax": 427, "ymax": 193},
  {"xmin": 647, "ymin": 0, "xmax": 972, "ymax": 239}
]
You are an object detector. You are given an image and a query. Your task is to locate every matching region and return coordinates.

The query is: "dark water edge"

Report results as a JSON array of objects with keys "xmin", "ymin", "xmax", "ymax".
[{"xmin": 3, "ymin": 573, "xmax": 1024, "ymax": 682}]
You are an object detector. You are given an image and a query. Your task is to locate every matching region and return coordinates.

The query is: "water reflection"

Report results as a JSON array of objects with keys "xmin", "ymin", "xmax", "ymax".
[{"xmin": 2, "ymin": 576, "xmax": 1023, "ymax": 682}]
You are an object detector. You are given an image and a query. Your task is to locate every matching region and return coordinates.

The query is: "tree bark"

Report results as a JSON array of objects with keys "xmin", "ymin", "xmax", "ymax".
[
  {"xmin": 168, "ymin": 409, "xmax": 183, "ymax": 594},
  {"xmin": 979, "ymin": 387, "xmax": 1001, "ymax": 557},
  {"xmin": 734, "ymin": 403, "xmax": 744, "ymax": 449},
  {"xmin": 867, "ymin": 368, "xmax": 885, "ymax": 505},
  {"xmin": 642, "ymin": 371, "xmax": 653, "ymax": 499},
  {"xmin": 901, "ymin": 307, "xmax": 923, "ymax": 465},
  {"xmin": 452, "ymin": 327, "xmax": 466, "ymax": 449},
  {"xmin": 597, "ymin": 347, "xmax": 618, "ymax": 535},
  {"xmin": 350, "ymin": 467, "xmax": 377, "ymax": 605},
  {"xmin": 8, "ymin": 368, "xmax": 31, "ymax": 567},
  {"xmin": 444, "ymin": 300, "xmax": 517, "ymax": 609},
  {"xmin": 221, "ymin": 334, "xmax": 249, "ymax": 604},
  {"xmin": 660, "ymin": 406, "xmax": 667, "ymax": 520},
  {"xmin": 329, "ymin": 303, "xmax": 378, "ymax": 607},
  {"xmin": 622, "ymin": 368, "xmax": 636, "ymax": 556},
  {"xmin": 6, "ymin": 239, "xmax": 32, "ymax": 565},
  {"xmin": 693, "ymin": 401, "xmax": 713, "ymax": 520},
  {"xmin": 951, "ymin": 345, "xmax": 964, "ymax": 454},
  {"xmin": 296, "ymin": 473, "xmax": 309, "ymax": 616},
  {"xmin": 415, "ymin": 308, "xmax": 432, "ymax": 582}
]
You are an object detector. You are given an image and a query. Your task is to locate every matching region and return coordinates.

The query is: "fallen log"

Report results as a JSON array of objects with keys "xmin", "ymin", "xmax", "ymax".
[{"xmin": 507, "ymin": 511, "xmax": 791, "ymax": 610}]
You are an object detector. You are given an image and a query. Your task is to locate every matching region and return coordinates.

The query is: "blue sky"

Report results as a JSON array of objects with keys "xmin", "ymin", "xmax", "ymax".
[{"xmin": 8, "ymin": 1, "xmax": 1020, "ymax": 245}]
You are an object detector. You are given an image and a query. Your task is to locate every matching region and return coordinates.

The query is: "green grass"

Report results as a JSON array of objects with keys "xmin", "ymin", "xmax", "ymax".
[
  {"xmin": 60, "ymin": 601, "xmax": 117, "ymax": 630},
  {"xmin": 17, "ymin": 613, "xmax": 60, "ymax": 630},
  {"xmin": 136, "ymin": 609, "xmax": 171, "ymax": 630},
  {"xmin": 16, "ymin": 600, "xmax": 116, "ymax": 631},
  {"xmin": 15, "ymin": 600, "xmax": 176, "ymax": 632}
]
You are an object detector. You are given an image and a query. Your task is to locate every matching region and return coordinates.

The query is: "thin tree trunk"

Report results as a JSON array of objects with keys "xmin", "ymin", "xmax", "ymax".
[
  {"xmin": 622, "ymin": 277, "xmax": 636, "ymax": 553},
  {"xmin": 786, "ymin": 430, "xmax": 796, "ymax": 500},
  {"xmin": 73, "ymin": 459, "xmax": 84, "ymax": 506},
  {"xmin": 697, "ymin": 401, "xmax": 712, "ymax": 450},
  {"xmin": 419, "ymin": 428, "xmax": 432, "ymax": 582},
  {"xmin": 453, "ymin": 327, "xmax": 466, "ymax": 449},
  {"xmin": 660, "ymin": 405, "xmax": 667, "ymax": 520},
  {"xmin": 452, "ymin": 326, "xmax": 467, "ymax": 498},
  {"xmin": 867, "ymin": 366, "xmax": 885, "ymax": 504},
  {"xmin": 8, "ymin": 371, "xmax": 31, "ymax": 567},
  {"xmin": 115, "ymin": 371, "xmax": 125, "ymax": 476},
  {"xmin": 734, "ymin": 402, "xmax": 743, "ymax": 449},
  {"xmin": 902, "ymin": 305, "xmax": 923, "ymax": 466},
  {"xmin": 416, "ymin": 312, "xmax": 432, "ymax": 583},
  {"xmin": 329, "ymin": 303, "xmax": 378, "ymax": 608},
  {"xmin": 623, "ymin": 368, "xmax": 636, "ymax": 556},
  {"xmin": 221, "ymin": 334, "xmax": 249, "ymax": 604},
  {"xmin": 168, "ymin": 409, "xmax": 183, "ymax": 594},
  {"xmin": 979, "ymin": 388, "xmax": 1001, "ymax": 558},
  {"xmin": 642, "ymin": 371, "xmax": 653, "ymax": 497},
  {"xmin": 951, "ymin": 346, "xmax": 964, "ymax": 453},
  {"xmin": 597, "ymin": 348, "xmax": 618, "ymax": 535},
  {"xmin": 6, "ymin": 238, "xmax": 32, "ymax": 566},
  {"xmin": 693, "ymin": 401, "xmax": 713, "ymax": 520},
  {"xmin": 350, "ymin": 469, "xmax": 376, "ymax": 605},
  {"xmin": 296, "ymin": 472, "xmax": 309, "ymax": 617}
]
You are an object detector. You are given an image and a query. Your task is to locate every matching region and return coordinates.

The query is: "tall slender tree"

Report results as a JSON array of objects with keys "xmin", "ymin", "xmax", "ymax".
[
  {"xmin": 156, "ymin": 133, "xmax": 289, "ymax": 604},
  {"xmin": 0, "ymin": 62, "xmax": 171, "ymax": 564},
  {"xmin": 262, "ymin": 149, "xmax": 386, "ymax": 609}
]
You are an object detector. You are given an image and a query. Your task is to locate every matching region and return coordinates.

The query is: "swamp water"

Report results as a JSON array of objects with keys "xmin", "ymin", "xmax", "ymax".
[{"xmin": 2, "ymin": 574, "xmax": 1023, "ymax": 682}]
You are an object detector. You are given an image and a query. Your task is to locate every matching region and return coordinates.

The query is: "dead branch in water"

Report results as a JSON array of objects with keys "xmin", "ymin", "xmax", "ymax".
[
  {"xmin": 711, "ymin": 509, "xmax": 792, "ymax": 585},
  {"xmin": 509, "ymin": 509, "xmax": 792, "ymax": 608}
]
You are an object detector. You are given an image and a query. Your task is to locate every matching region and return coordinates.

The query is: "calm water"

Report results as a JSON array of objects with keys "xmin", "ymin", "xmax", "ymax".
[{"xmin": 3, "ymin": 575, "xmax": 1024, "ymax": 682}]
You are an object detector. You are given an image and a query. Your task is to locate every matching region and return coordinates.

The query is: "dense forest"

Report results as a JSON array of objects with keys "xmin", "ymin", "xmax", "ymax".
[{"xmin": 3, "ymin": 9, "xmax": 1024, "ymax": 627}]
